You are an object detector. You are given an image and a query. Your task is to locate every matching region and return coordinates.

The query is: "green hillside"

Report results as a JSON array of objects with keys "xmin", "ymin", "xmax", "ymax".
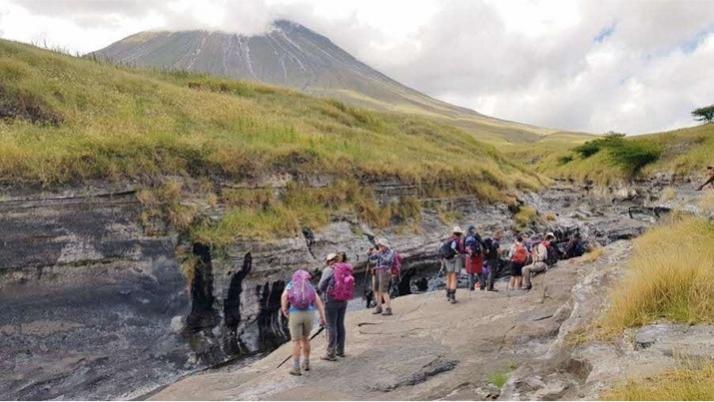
[
  {"xmin": 93, "ymin": 23, "xmax": 592, "ymax": 145},
  {"xmin": 0, "ymin": 39, "xmax": 544, "ymax": 241},
  {"xmin": 519, "ymin": 124, "xmax": 714, "ymax": 185}
]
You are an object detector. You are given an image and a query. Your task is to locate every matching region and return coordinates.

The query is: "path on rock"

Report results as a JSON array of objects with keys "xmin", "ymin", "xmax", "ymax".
[{"xmin": 151, "ymin": 242, "xmax": 633, "ymax": 401}]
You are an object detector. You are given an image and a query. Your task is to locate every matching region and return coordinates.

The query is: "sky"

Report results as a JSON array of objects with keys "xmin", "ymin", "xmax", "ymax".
[{"xmin": 1, "ymin": 0, "xmax": 713, "ymax": 134}]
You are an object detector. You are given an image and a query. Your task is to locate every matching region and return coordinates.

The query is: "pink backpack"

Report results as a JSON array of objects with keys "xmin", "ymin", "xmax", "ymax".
[
  {"xmin": 328, "ymin": 263, "xmax": 355, "ymax": 302},
  {"xmin": 287, "ymin": 270, "xmax": 316, "ymax": 309}
]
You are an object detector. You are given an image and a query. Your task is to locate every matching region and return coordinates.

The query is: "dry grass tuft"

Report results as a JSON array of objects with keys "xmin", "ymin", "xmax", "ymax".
[
  {"xmin": 580, "ymin": 247, "xmax": 604, "ymax": 264},
  {"xmin": 601, "ymin": 361, "xmax": 714, "ymax": 400},
  {"xmin": 699, "ymin": 191, "xmax": 714, "ymax": 214},
  {"xmin": 661, "ymin": 186, "xmax": 677, "ymax": 202},
  {"xmin": 600, "ymin": 217, "xmax": 714, "ymax": 334}
]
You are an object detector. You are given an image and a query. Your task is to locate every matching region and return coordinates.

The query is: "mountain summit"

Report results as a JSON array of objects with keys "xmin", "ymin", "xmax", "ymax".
[{"xmin": 94, "ymin": 20, "xmax": 558, "ymax": 143}]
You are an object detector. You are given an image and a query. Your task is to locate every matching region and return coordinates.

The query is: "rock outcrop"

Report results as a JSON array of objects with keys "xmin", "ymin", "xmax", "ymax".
[{"xmin": 0, "ymin": 186, "xmax": 190, "ymax": 400}]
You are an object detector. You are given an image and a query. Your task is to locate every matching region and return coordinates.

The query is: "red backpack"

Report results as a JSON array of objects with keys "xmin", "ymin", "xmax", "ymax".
[
  {"xmin": 511, "ymin": 244, "xmax": 528, "ymax": 264},
  {"xmin": 328, "ymin": 263, "xmax": 355, "ymax": 301},
  {"xmin": 391, "ymin": 251, "xmax": 402, "ymax": 277}
]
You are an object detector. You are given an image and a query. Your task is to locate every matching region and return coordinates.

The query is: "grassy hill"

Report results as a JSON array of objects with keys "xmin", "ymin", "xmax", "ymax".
[
  {"xmin": 517, "ymin": 123, "xmax": 714, "ymax": 185},
  {"xmin": 0, "ymin": 39, "xmax": 544, "ymax": 241},
  {"xmin": 92, "ymin": 21, "xmax": 591, "ymax": 145}
]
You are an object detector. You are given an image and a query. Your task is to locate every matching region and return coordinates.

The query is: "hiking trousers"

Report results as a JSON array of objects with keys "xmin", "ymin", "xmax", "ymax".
[
  {"xmin": 325, "ymin": 300, "xmax": 348, "ymax": 356},
  {"xmin": 523, "ymin": 262, "xmax": 547, "ymax": 288},
  {"xmin": 486, "ymin": 259, "xmax": 499, "ymax": 290}
]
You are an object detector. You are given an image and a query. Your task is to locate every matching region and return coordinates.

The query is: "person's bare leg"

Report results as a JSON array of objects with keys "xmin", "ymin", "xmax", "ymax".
[
  {"xmin": 302, "ymin": 338, "xmax": 310, "ymax": 360},
  {"xmin": 509, "ymin": 276, "xmax": 515, "ymax": 290},
  {"xmin": 292, "ymin": 340, "xmax": 301, "ymax": 361},
  {"xmin": 382, "ymin": 292, "xmax": 391, "ymax": 309},
  {"xmin": 516, "ymin": 276, "xmax": 523, "ymax": 289}
]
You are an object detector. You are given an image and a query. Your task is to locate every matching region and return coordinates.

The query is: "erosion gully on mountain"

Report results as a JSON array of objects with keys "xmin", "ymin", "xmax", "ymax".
[{"xmin": 0, "ymin": 176, "xmax": 706, "ymax": 400}]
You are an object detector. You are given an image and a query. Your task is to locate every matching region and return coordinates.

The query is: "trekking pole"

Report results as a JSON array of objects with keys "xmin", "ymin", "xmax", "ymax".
[{"xmin": 276, "ymin": 325, "xmax": 325, "ymax": 369}]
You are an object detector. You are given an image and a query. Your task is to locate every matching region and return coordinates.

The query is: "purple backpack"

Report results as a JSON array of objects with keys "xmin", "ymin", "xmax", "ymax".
[
  {"xmin": 328, "ymin": 263, "xmax": 355, "ymax": 301},
  {"xmin": 287, "ymin": 270, "xmax": 316, "ymax": 310}
]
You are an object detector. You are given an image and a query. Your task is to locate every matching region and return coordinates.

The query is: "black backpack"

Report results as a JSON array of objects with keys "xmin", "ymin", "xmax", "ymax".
[
  {"xmin": 484, "ymin": 238, "xmax": 499, "ymax": 260},
  {"xmin": 464, "ymin": 234, "xmax": 482, "ymax": 255},
  {"xmin": 439, "ymin": 239, "xmax": 457, "ymax": 260}
]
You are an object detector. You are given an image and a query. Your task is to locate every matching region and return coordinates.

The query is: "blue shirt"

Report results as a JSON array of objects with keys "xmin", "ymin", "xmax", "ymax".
[{"xmin": 285, "ymin": 281, "xmax": 316, "ymax": 313}]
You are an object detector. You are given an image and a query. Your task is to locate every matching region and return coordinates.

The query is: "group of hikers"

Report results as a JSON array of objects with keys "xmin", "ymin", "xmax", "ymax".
[
  {"xmin": 279, "ymin": 225, "xmax": 586, "ymax": 375},
  {"xmin": 279, "ymin": 237, "xmax": 399, "ymax": 376},
  {"xmin": 438, "ymin": 224, "xmax": 581, "ymax": 302}
]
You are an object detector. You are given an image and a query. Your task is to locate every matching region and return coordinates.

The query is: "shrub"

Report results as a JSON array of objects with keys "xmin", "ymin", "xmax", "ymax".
[
  {"xmin": 558, "ymin": 154, "xmax": 574, "ymax": 165},
  {"xmin": 574, "ymin": 141, "xmax": 603, "ymax": 158},
  {"xmin": 608, "ymin": 140, "xmax": 662, "ymax": 176}
]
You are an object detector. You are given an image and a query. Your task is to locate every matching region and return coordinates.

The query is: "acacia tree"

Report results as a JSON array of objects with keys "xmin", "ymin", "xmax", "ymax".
[{"xmin": 692, "ymin": 105, "xmax": 714, "ymax": 123}]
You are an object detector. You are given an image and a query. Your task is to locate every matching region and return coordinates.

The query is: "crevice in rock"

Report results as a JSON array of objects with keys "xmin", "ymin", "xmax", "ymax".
[
  {"xmin": 256, "ymin": 280, "xmax": 289, "ymax": 351},
  {"xmin": 223, "ymin": 252, "xmax": 252, "ymax": 355},
  {"xmin": 186, "ymin": 243, "xmax": 218, "ymax": 331}
]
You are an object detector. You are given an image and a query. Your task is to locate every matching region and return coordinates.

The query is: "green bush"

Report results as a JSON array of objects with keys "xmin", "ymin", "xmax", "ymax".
[
  {"xmin": 574, "ymin": 141, "xmax": 602, "ymax": 158},
  {"xmin": 558, "ymin": 154, "xmax": 574, "ymax": 165},
  {"xmin": 608, "ymin": 141, "xmax": 662, "ymax": 176}
]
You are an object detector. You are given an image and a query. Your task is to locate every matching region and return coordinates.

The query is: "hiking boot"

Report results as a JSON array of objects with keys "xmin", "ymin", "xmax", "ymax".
[
  {"xmin": 372, "ymin": 306, "xmax": 383, "ymax": 314},
  {"xmin": 524, "ymin": 285, "xmax": 532, "ymax": 291},
  {"xmin": 302, "ymin": 361, "xmax": 310, "ymax": 371},
  {"xmin": 320, "ymin": 354, "xmax": 337, "ymax": 361},
  {"xmin": 487, "ymin": 288, "xmax": 499, "ymax": 292},
  {"xmin": 382, "ymin": 308, "xmax": 393, "ymax": 316},
  {"xmin": 289, "ymin": 367, "xmax": 302, "ymax": 376},
  {"xmin": 336, "ymin": 352, "xmax": 346, "ymax": 358}
]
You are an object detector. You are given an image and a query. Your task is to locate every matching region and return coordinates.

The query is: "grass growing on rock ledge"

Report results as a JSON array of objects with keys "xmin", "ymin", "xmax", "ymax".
[
  {"xmin": 601, "ymin": 216, "xmax": 714, "ymax": 334},
  {"xmin": 601, "ymin": 362, "xmax": 714, "ymax": 400}
]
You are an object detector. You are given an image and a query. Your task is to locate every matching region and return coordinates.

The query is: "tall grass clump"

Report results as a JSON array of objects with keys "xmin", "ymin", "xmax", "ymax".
[
  {"xmin": 601, "ymin": 362, "xmax": 714, "ymax": 400},
  {"xmin": 601, "ymin": 217, "xmax": 714, "ymax": 333}
]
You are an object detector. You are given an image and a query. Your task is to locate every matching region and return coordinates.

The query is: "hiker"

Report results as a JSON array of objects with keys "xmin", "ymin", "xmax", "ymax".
[
  {"xmin": 522, "ymin": 233, "xmax": 554, "ymax": 290},
  {"xmin": 482, "ymin": 231, "xmax": 502, "ymax": 291},
  {"xmin": 368, "ymin": 238, "xmax": 395, "ymax": 315},
  {"xmin": 564, "ymin": 232, "xmax": 585, "ymax": 259},
  {"xmin": 464, "ymin": 225, "xmax": 485, "ymax": 291},
  {"xmin": 508, "ymin": 235, "xmax": 527, "ymax": 290},
  {"xmin": 281, "ymin": 269, "xmax": 327, "ymax": 376},
  {"xmin": 318, "ymin": 253, "xmax": 354, "ymax": 360},
  {"xmin": 440, "ymin": 226, "xmax": 466, "ymax": 303},
  {"xmin": 697, "ymin": 166, "xmax": 714, "ymax": 191}
]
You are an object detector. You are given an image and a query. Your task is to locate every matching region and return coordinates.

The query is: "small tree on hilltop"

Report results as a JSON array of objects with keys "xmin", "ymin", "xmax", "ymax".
[{"xmin": 692, "ymin": 105, "xmax": 714, "ymax": 124}]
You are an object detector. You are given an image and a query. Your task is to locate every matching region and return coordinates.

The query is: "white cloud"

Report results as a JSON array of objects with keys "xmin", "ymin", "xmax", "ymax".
[{"xmin": 0, "ymin": 0, "xmax": 713, "ymax": 134}]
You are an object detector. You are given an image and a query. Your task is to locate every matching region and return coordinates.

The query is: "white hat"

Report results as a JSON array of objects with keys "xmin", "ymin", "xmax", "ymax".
[
  {"xmin": 545, "ymin": 232, "xmax": 556, "ymax": 239},
  {"xmin": 376, "ymin": 237, "xmax": 390, "ymax": 248},
  {"xmin": 452, "ymin": 226, "xmax": 464, "ymax": 234},
  {"xmin": 325, "ymin": 252, "xmax": 338, "ymax": 262}
]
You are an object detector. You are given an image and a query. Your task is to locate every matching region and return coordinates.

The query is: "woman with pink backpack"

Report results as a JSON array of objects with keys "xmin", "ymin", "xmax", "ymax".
[
  {"xmin": 318, "ymin": 252, "xmax": 355, "ymax": 361},
  {"xmin": 280, "ymin": 269, "xmax": 327, "ymax": 376}
]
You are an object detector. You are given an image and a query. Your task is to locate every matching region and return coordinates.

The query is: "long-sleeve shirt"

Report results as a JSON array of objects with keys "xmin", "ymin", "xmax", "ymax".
[{"xmin": 369, "ymin": 248, "xmax": 395, "ymax": 270}]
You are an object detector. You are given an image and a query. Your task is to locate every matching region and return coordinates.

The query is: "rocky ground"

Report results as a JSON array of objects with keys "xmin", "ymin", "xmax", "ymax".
[
  {"xmin": 150, "ymin": 241, "xmax": 630, "ymax": 400},
  {"xmin": 2, "ymin": 177, "xmax": 707, "ymax": 400}
]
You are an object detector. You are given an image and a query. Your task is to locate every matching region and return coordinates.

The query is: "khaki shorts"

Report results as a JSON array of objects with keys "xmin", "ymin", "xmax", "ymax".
[
  {"xmin": 288, "ymin": 310, "xmax": 314, "ymax": 340},
  {"xmin": 373, "ymin": 269, "xmax": 391, "ymax": 293},
  {"xmin": 444, "ymin": 255, "xmax": 464, "ymax": 274}
]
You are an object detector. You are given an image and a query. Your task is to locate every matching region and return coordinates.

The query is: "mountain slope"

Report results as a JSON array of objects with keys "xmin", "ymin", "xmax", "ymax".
[{"xmin": 93, "ymin": 20, "xmax": 573, "ymax": 144}]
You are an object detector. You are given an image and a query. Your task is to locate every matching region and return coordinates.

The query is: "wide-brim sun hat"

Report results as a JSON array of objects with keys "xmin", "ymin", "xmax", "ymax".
[
  {"xmin": 325, "ymin": 252, "xmax": 338, "ymax": 262},
  {"xmin": 376, "ymin": 238, "xmax": 390, "ymax": 248},
  {"xmin": 452, "ymin": 226, "xmax": 464, "ymax": 234}
]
